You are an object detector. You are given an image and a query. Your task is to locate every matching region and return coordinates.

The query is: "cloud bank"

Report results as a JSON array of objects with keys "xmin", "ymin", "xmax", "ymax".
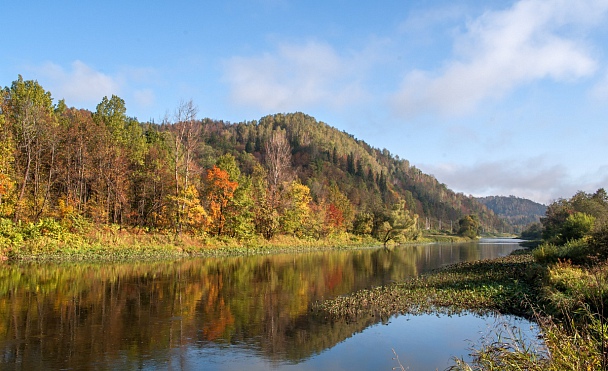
[
  {"xmin": 392, "ymin": 0, "xmax": 607, "ymax": 117},
  {"xmin": 422, "ymin": 157, "xmax": 608, "ymax": 205}
]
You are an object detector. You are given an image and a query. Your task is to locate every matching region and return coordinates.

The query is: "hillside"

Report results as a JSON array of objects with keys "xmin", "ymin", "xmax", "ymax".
[
  {"xmin": 198, "ymin": 112, "xmax": 507, "ymax": 233},
  {"xmin": 476, "ymin": 195, "xmax": 546, "ymax": 230},
  {"xmin": 0, "ymin": 77, "xmax": 507, "ymax": 243}
]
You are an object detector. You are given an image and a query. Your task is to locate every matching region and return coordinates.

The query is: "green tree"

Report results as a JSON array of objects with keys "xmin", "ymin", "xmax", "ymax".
[
  {"xmin": 251, "ymin": 164, "xmax": 278, "ymax": 239},
  {"xmin": 216, "ymin": 154, "xmax": 254, "ymax": 239},
  {"xmin": 458, "ymin": 214, "xmax": 480, "ymax": 239},
  {"xmin": 377, "ymin": 199, "xmax": 418, "ymax": 247},
  {"xmin": 560, "ymin": 212, "xmax": 595, "ymax": 243},
  {"xmin": 3, "ymin": 76, "xmax": 56, "ymax": 222}
]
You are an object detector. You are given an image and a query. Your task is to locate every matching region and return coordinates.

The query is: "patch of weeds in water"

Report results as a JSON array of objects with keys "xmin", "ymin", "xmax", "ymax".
[{"xmin": 313, "ymin": 254, "xmax": 544, "ymax": 322}]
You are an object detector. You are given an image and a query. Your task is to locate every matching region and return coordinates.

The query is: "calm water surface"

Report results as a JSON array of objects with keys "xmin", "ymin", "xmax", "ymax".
[{"xmin": 0, "ymin": 239, "xmax": 538, "ymax": 370}]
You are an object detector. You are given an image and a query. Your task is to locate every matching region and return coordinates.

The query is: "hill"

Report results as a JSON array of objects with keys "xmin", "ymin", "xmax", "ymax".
[
  {"xmin": 476, "ymin": 195, "xmax": 546, "ymax": 231},
  {"xmin": 198, "ymin": 112, "xmax": 507, "ymax": 233},
  {"xmin": 0, "ymin": 76, "xmax": 507, "ymax": 243}
]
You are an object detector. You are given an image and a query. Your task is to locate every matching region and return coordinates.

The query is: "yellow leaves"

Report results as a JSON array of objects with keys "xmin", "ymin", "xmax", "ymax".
[
  {"xmin": 168, "ymin": 185, "xmax": 210, "ymax": 235},
  {"xmin": 0, "ymin": 172, "xmax": 14, "ymax": 217},
  {"xmin": 181, "ymin": 185, "xmax": 210, "ymax": 235}
]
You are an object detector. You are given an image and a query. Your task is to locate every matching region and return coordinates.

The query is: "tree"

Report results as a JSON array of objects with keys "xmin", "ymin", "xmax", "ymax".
[
  {"xmin": 280, "ymin": 181, "xmax": 312, "ymax": 237},
  {"xmin": 265, "ymin": 130, "xmax": 292, "ymax": 201},
  {"xmin": 458, "ymin": 214, "xmax": 480, "ymax": 239},
  {"xmin": 92, "ymin": 95, "xmax": 141, "ymax": 224},
  {"xmin": 251, "ymin": 164, "xmax": 278, "ymax": 239},
  {"xmin": 3, "ymin": 76, "xmax": 56, "ymax": 222},
  {"xmin": 216, "ymin": 154, "xmax": 254, "ymax": 239},
  {"xmin": 327, "ymin": 184, "xmax": 354, "ymax": 232},
  {"xmin": 560, "ymin": 212, "xmax": 595, "ymax": 243},
  {"xmin": 205, "ymin": 165, "xmax": 238, "ymax": 236},
  {"xmin": 377, "ymin": 199, "xmax": 418, "ymax": 247},
  {"xmin": 168, "ymin": 100, "xmax": 201, "ymax": 234},
  {"xmin": 169, "ymin": 184, "xmax": 208, "ymax": 235}
]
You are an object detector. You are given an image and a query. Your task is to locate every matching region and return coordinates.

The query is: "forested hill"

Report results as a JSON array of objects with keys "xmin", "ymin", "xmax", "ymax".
[
  {"xmin": 199, "ymin": 112, "xmax": 506, "ymax": 232},
  {"xmin": 0, "ymin": 76, "xmax": 507, "ymax": 240},
  {"xmin": 476, "ymin": 195, "xmax": 546, "ymax": 228}
]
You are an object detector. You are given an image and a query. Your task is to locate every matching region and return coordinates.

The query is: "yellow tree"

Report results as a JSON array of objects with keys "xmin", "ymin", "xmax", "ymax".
[
  {"xmin": 280, "ymin": 181, "xmax": 312, "ymax": 238},
  {"xmin": 0, "ymin": 108, "xmax": 15, "ymax": 217}
]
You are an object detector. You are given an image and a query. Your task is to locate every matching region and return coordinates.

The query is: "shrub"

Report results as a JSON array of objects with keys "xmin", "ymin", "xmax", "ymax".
[{"xmin": 533, "ymin": 239, "xmax": 592, "ymax": 265}]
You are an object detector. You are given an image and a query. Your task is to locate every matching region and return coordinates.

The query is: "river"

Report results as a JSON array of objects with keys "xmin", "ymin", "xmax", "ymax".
[{"xmin": 0, "ymin": 239, "xmax": 539, "ymax": 370}]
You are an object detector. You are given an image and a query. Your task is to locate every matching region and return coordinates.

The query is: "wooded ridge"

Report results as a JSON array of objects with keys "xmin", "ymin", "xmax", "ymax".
[{"xmin": 0, "ymin": 76, "xmax": 509, "ymax": 246}]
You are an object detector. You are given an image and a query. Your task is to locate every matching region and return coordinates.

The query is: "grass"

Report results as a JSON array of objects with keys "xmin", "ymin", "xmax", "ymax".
[{"xmin": 1, "ymin": 221, "xmax": 384, "ymax": 262}]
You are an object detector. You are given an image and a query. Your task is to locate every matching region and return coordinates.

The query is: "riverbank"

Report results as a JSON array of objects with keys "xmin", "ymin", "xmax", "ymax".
[
  {"xmin": 313, "ymin": 249, "xmax": 608, "ymax": 369},
  {"xmin": 0, "ymin": 218, "xmax": 477, "ymax": 262}
]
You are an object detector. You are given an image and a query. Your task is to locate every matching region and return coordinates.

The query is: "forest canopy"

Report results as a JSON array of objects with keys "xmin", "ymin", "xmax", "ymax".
[{"xmin": 0, "ymin": 76, "xmax": 507, "ymax": 246}]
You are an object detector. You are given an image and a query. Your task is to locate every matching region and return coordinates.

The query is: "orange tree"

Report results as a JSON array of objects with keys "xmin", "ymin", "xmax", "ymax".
[{"xmin": 204, "ymin": 166, "xmax": 238, "ymax": 236}]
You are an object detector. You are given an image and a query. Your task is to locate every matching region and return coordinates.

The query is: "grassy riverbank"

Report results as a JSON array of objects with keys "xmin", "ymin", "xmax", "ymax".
[
  {"xmin": 0, "ymin": 224, "xmax": 385, "ymax": 262},
  {"xmin": 313, "ymin": 248, "xmax": 608, "ymax": 370},
  {"xmin": 0, "ymin": 216, "xmax": 480, "ymax": 262}
]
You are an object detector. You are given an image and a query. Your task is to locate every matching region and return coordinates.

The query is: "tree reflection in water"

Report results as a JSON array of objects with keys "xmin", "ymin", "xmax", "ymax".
[{"xmin": 0, "ymin": 241, "xmax": 522, "ymax": 369}]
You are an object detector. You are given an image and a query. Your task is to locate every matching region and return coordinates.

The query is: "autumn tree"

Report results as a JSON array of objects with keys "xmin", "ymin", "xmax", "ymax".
[
  {"xmin": 167, "ymin": 100, "xmax": 202, "ymax": 234},
  {"xmin": 2, "ymin": 76, "xmax": 57, "ymax": 221},
  {"xmin": 54, "ymin": 105, "xmax": 92, "ymax": 219},
  {"xmin": 205, "ymin": 165, "xmax": 237, "ymax": 236},
  {"xmin": 327, "ymin": 184, "xmax": 354, "ymax": 232},
  {"xmin": 280, "ymin": 180, "xmax": 312, "ymax": 237},
  {"xmin": 0, "ymin": 95, "xmax": 15, "ymax": 217},
  {"xmin": 216, "ymin": 154, "xmax": 254, "ymax": 239},
  {"xmin": 92, "ymin": 95, "xmax": 142, "ymax": 224},
  {"xmin": 251, "ymin": 164, "xmax": 278, "ymax": 239}
]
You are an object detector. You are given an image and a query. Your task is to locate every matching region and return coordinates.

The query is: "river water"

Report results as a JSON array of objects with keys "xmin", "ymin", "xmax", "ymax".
[{"xmin": 0, "ymin": 239, "xmax": 539, "ymax": 370}]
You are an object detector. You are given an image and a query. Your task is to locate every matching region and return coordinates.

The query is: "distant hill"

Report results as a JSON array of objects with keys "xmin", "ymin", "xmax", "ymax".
[{"xmin": 476, "ymin": 195, "xmax": 546, "ymax": 229}]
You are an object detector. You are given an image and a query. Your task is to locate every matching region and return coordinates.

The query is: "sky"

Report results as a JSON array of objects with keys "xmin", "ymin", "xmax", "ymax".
[{"xmin": 3, "ymin": 0, "xmax": 608, "ymax": 205}]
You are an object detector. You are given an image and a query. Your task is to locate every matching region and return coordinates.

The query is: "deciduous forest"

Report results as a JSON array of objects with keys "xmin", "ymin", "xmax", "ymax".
[{"xmin": 0, "ymin": 76, "xmax": 508, "ymax": 251}]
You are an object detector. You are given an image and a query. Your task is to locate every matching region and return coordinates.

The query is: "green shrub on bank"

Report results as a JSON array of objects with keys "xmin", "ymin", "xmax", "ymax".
[{"xmin": 532, "ymin": 238, "xmax": 592, "ymax": 265}]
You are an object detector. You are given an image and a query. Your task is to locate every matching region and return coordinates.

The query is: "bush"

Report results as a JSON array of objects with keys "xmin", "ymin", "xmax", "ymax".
[{"xmin": 533, "ymin": 239, "xmax": 592, "ymax": 265}]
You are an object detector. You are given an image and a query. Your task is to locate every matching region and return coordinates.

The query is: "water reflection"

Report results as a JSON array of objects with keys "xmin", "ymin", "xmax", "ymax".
[{"xmin": 0, "ymin": 240, "xmax": 523, "ymax": 369}]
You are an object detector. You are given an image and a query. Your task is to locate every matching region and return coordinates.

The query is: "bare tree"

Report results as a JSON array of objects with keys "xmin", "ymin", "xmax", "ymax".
[
  {"xmin": 171, "ymin": 99, "xmax": 200, "ymax": 234},
  {"xmin": 265, "ymin": 130, "xmax": 293, "ymax": 194}
]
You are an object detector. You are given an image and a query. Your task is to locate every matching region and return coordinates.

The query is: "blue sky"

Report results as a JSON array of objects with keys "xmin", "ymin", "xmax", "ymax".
[{"xmin": 3, "ymin": 0, "xmax": 608, "ymax": 204}]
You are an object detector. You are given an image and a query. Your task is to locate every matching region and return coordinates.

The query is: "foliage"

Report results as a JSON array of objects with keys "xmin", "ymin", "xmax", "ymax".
[
  {"xmin": 1, "ymin": 76, "xmax": 510, "ymax": 252},
  {"xmin": 376, "ymin": 199, "xmax": 418, "ymax": 246},
  {"xmin": 532, "ymin": 239, "xmax": 592, "ymax": 265},
  {"xmin": 458, "ymin": 214, "xmax": 480, "ymax": 239},
  {"xmin": 533, "ymin": 189, "xmax": 608, "ymax": 263},
  {"xmin": 520, "ymin": 222, "xmax": 543, "ymax": 240},
  {"xmin": 561, "ymin": 212, "xmax": 595, "ymax": 243}
]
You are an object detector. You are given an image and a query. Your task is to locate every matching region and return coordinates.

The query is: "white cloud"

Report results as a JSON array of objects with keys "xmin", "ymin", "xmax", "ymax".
[
  {"xmin": 36, "ymin": 60, "xmax": 122, "ymax": 105},
  {"xmin": 393, "ymin": 0, "xmax": 607, "ymax": 117},
  {"xmin": 223, "ymin": 41, "xmax": 368, "ymax": 112}
]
